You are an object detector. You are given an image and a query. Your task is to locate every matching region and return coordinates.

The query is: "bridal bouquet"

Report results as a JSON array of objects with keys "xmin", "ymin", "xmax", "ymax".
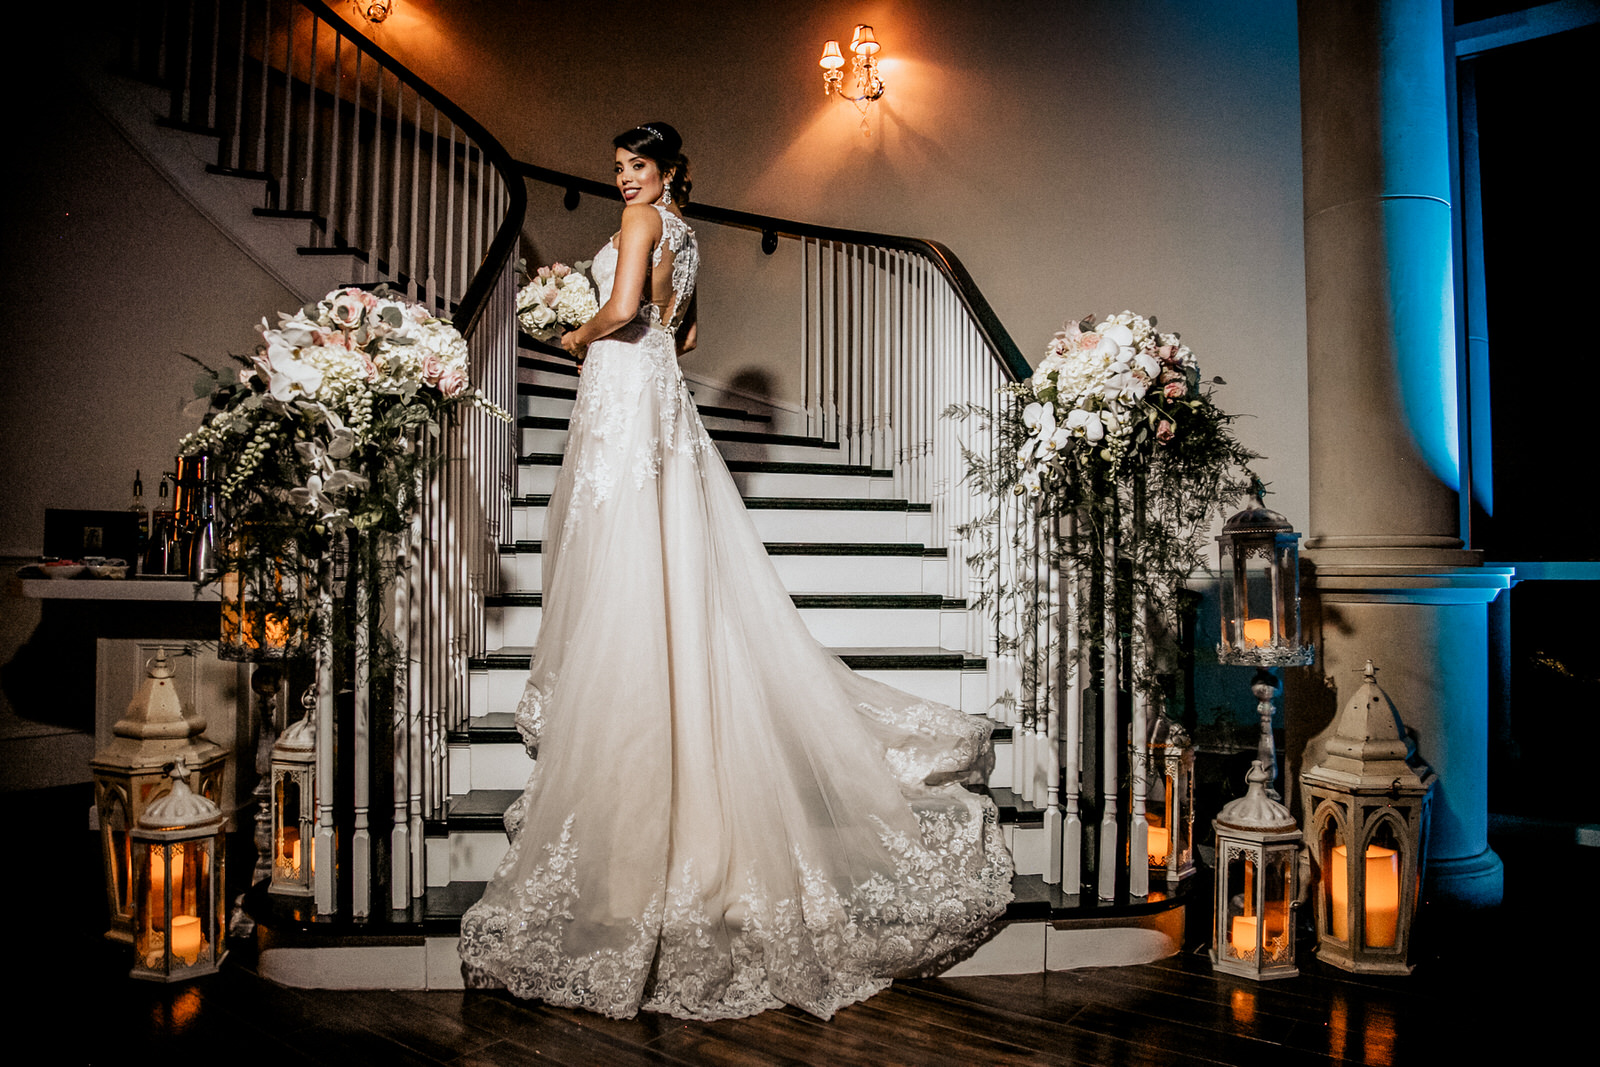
[
  {"xmin": 182, "ymin": 285, "xmax": 509, "ymax": 535},
  {"xmin": 1016, "ymin": 311, "xmax": 1206, "ymax": 496},
  {"xmin": 516, "ymin": 261, "xmax": 599, "ymax": 342}
]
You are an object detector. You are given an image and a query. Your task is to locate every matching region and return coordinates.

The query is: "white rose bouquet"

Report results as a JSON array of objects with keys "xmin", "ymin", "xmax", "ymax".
[{"xmin": 516, "ymin": 261, "xmax": 599, "ymax": 343}]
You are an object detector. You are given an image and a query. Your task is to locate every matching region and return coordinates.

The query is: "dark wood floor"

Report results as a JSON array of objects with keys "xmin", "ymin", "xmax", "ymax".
[{"xmin": 22, "ymin": 784, "xmax": 1591, "ymax": 1066}]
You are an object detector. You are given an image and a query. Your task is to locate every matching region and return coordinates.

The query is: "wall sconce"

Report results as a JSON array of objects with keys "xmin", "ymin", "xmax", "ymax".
[
  {"xmin": 358, "ymin": 0, "xmax": 393, "ymax": 23},
  {"xmin": 820, "ymin": 25, "xmax": 885, "ymax": 129}
]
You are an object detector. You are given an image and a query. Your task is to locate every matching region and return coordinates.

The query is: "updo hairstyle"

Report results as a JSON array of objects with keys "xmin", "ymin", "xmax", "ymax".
[{"xmin": 613, "ymin": 122, "xmax": 692, "ymax": 205}]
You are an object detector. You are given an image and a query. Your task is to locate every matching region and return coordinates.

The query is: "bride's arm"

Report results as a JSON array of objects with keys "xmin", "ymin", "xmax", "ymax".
[{"xmin": 561, "ymin": 204, "xmax": 660, "ymax": 355}]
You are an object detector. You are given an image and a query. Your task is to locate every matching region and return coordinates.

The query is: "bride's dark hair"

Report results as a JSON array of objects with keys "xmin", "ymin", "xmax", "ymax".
[{"xmin": 614, "ymin": 122, "xmax": 692, "ymax": 205}]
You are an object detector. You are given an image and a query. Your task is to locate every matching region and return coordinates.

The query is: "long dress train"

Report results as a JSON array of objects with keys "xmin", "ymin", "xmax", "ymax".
[{"xmin": 458, "ymin": 203, "xmax": 1012, "ymax": 1020}]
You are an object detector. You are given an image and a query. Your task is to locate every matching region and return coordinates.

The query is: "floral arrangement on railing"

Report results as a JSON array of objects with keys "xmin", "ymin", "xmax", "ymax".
[
  {"xmin": 183, "ymin": 286, "xmax": 510, "ymax": 658},
  {"xmin": 952, "ymin": 310, "xmax": 1258, "ymax": 706},
  {"xmin": 516, "ymin": 261, "xmax": 598, "ymax": 343}
]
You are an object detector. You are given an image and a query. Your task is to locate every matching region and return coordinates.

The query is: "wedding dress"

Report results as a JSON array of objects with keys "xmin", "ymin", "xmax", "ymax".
[{"xmin": 458, "ymin": 202, "xmax": 1012, "ymax": 1020}]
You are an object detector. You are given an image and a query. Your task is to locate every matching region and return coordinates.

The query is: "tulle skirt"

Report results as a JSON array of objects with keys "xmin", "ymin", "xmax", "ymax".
[{"xmin": 458, "ymin": 321, "xmax": 1012, "ymax": 1020}]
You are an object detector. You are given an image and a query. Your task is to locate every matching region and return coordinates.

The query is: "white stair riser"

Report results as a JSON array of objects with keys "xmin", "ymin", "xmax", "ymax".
[
  {"xmin": 988, "ymin": 739, "xmax": 1012, "ymax": 788},
  {"xmin": 522, "ymin": 425, "xmax": 851, "ymax": 466},
  {"xmin": 524, "ymin": 393, "xmax": 766, "ymax": 433},
  {"xmin": 487, "ymin": 602, "xmax": 950, "ymax": 649},
  {"xmin": 447, "ymin": 829, "xmax": 511, "ymax": 883},
  {"xmin": 521, "ymin": 462, "xmax": 886, "ymax": 500},
  {"xmin": 517, "ymin": 464, "xmax": 561, "ymax": 497},
  {"xmin": 471, "ymin": 666, "xmax": 987, "ymax": 720},
  {"xmin": 513, "ymin": 505, "xmax": 915, "ymax": 544},
  {"xmin": 1007, "ymin": 824, "xmax": 1048, "ymax": 877},
  {"xmin": 448, "ymin": 741, "xmax": 533, "ymax": 794},
  {"xmin": 768, "ymin": 554, "xmax": 923, "ymax": 594},
  {"xmin": 499, "ymin": 551, "xmax": 543, "ymax": 590}
]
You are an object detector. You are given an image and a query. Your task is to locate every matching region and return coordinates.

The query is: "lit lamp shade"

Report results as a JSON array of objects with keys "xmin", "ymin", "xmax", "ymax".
[
  {"xmin": 819, "ymin": 40, "xmax": 845, "ymax": 70},
  {"xmin": 130, "ymin": 759, "xmax": 227, "ymax": 982},
  {"xmin": 851, "ymin": 24, "xmax": 880, "ymax": 56},
  {"xmin": 1302, "ymin": 660, "xmax": 1434, "ymax": 974},
  {"xmin": 1211, "ymin": 761, "xmax": 1302, "ymax": 981},
  {"xmin": 269, "ymin": 706, "xmax": 317, "ymax": 898},
  {"xmin": 1215, "ymin": 494, "xmax": 1313, "ymax": 667}
]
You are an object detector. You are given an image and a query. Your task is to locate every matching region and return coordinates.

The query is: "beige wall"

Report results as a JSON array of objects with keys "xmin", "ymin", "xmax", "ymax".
[
  {"xmin": 346, "ymin": 0, "xmax": 1309, "ymax": 520},
  {"xmin": 1, "ymin": 81, "xmax": 300, "ymax": 557}
]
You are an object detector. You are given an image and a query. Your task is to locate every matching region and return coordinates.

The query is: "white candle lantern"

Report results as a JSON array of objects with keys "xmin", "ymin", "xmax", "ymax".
[
  {"xmin": 1216, "ymin": 490, "xmax": 1313, "ymax": 667},
  {"xmin": 1145, "ymin": 713, "xmax": 1196, "ymax": 884},
  {"xmin": 91, "ymin": 648, "xmax": 226, "ymax": 942},
  {"xmin": 1211, "ymin": 761, "xmax": 1302, "ymax": 981},
  {"xmin": 1301, "ymin": 660, "xmax": 1434, "ymax": 974},
  {"xmin": 268, "ymin": 690, "xmax": 317, "ymax": 897},
  {"xmin": 130, "ymin": 759, "xmax": 227, "ymax": 981}
]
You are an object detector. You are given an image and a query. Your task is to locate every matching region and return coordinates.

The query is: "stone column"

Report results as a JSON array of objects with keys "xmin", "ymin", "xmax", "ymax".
[{"xmin": 1294, "ymin": 0, "xmax": 1508, "ymax": 908}]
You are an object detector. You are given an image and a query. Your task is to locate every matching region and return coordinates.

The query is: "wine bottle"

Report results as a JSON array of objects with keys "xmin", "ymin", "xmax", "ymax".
[{"xmin": 128, "ymin": 470, "xmax": 150, "ymax": 573}]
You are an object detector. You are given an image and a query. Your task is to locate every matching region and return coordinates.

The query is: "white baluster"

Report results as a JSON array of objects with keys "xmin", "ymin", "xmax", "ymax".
[
  {"xmin": 1062, "ymin": 507, "xmax": 1083, "ymax": 892},
  {"xmin": 1098, "ymin": 509, "xmax": 1120, "ymax": 901}
]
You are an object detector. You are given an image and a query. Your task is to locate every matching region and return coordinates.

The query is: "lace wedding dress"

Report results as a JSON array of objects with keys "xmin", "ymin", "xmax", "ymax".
[{"xmin": 458, "ymin": 203, "xmax": 1012, "ymax": 1020}]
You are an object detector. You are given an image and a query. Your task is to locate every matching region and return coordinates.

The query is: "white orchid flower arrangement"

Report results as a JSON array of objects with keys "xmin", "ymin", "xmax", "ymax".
[
  {"xmin": 1012, "ymin": 311, "xmax": 1224, "ymax": 497},
  {"xmin": 182, "ymin": 285, "xmax": 509, "ymax": 543}
]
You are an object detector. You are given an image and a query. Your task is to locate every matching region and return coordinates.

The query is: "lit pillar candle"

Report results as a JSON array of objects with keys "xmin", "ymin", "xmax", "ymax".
[
  {"xmin": 1231, "ymin": 915, "xmax": 1258, "ymax": 955},
  {"xmin": 1243, "ymin": 618, "xmax": 1273, "ymax": 647},
  {"xmin": 1147, "ymin": 825, "xmax": 1170, "ymax": 866},
  {"xmin": 171, "ymin": 915, "xmax": 202, "ymax": 963},
  {"xmin": 1364, "ymin": 846, "xmax": 1400, "ymax": 948},
  {"xmin": 1330, "ymin": 844, "xmax": 1400, "ymax": 945}
]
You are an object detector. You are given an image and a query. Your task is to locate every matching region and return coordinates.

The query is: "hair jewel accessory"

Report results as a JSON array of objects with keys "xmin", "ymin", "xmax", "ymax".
[{"xmin": 639, "ymin": 124, "xmax": 665, "ymax": 142}]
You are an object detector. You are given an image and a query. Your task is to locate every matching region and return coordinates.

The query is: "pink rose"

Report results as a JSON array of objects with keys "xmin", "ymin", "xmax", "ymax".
[
  {"xmin": 1156, "ymin": 420, "xmax": 1176, "ymax": 444},
  {"xmin": 420, "ymin": 354, "xmax": 444, "ymax": 385},
  {"xmin": 1163, "ymin": 380, "xmax": 1188, "ymax": 399},
  {"xmin": 438, "ymin": 368, "xmax": 468, "ymax": 397},
  {"xmin": 327, "ymin": 291, "xmax": 365, "ymax": 329},
  {"xmin": 1078, "ymin": 331, "xmax": 1101, "ymax": 351}
]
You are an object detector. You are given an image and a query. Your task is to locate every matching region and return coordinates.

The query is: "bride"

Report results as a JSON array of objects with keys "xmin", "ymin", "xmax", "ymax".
[{"xmin": 458, "ymin": 123, "xmax": 1012, "ymax": 1021}]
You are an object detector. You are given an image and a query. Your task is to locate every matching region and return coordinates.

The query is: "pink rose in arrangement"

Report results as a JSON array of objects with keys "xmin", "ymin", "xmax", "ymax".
[
  {"xmin": 419, "ymin": 354, "xmax": 444, "ymax": 386},
  {"xmin": 1156, "ymin": 419, "xmax": 1176, "ymax": 444},
  {"xmin": 326, "ymin": 290, "xmax": 367, "ymax": 330},
  {"xmin": 438, "ymin": 368, "xmax": 468, "ymax": 397},
  {"xmin": 1163, "ymin": 380, "xmax": 1188, "ymax": 400}
]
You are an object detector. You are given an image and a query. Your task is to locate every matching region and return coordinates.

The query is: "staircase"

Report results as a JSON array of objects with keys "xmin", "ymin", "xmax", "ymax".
[
  {"xmin": 85, "ymin": 0, "xmax": 1194, "ymax": 992},
  {"xmin": 377, "ymin": 346, "xmax": 1191, "ymax": 992}
]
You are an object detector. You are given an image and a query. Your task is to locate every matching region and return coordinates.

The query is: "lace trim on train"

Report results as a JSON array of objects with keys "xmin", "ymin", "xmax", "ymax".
[{"xmin": 458, "ymin": 799, "xmax": 1012, "ymax": 1021}]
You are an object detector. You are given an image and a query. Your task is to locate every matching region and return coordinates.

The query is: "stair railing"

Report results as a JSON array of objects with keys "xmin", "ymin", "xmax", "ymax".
[{"xmin": 117, "ymin": 0, "xmax": 522, "ymax": 914}]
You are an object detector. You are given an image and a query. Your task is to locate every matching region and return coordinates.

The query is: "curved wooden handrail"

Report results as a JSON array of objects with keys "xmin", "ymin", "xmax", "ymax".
[
  {"xmin": 304, "ymin": 0, "xmax": 525, "ymax": 340},
  {"xmin": 517, "ymin": 160, "xmax": 1029, "ymax": 381}
]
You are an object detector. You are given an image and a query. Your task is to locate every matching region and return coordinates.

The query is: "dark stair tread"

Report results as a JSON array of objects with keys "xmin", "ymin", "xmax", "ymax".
[
  {"xmin": 472, "ymin": 645, "xmax": 986, "ymax": 671},
  {"xmin": 499, "ymin": 540, "xmax": 928, "ymax": 557},
  {"xmin": 519, "ymin": 414, "xmax": 834, "ymax": 451},
  {"xmin": 485, "ymin": 591, "xmax": 948, "ymax": 609},
  {"xmin": 511, "ymin": 494, "xmax": 914, "ymax": 513}
]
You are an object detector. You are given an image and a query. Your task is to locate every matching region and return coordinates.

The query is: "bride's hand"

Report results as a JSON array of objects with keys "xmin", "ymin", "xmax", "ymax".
[{"xmin": 560, "ymin": 330, "xmax": 587, "ymax": 365}]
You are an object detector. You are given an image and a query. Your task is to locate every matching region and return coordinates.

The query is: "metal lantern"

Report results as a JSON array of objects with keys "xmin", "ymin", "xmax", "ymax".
[
  {"xmin": 1212, "ymin": 761, "xmax": 1303, "ymax": 981},
  {"xmin": 268, "ymin": 690, "xmax": 317, "ymax": 897},
  {"xmin": 1145, "ymin": 713, "xmax": 1196, "ymax": 884},
  {"xmin": 91, "ymin": 647, "xmax": 226, "ymax": 941},
  {"xmin": 218, "ymin": 531, "xmax": 303, "ymax": 661},
  {"xmin": 1216, "ymin": 490, "xmax": 1314, "ymax": 668},
  {"xmin": 130, "ymin": 759, "xmax": 227, "ymax": 981},
  {"xmin": 1302, "ymin": 660, "xmax": 1434, "ymax": 974}
]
